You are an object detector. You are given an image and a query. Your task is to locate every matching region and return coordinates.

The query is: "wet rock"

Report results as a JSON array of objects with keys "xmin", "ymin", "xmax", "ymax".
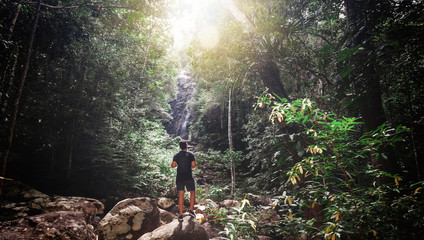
[
  {"xmin": 0, "ymin": 211, "xmax": 96, "ymax": 240},
  {"xmin": 139, "ymin": 216, "xmax": 208, "ymax": 240},
  {"xmin": 165, "ymin": 71, "xmax": 195, "ymax": 140},
  {"xmin": 98, "ymin": 197, "xmax": 160, "ymax": 240}
]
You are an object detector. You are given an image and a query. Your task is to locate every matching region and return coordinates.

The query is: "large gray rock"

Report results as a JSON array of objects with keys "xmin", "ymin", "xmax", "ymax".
[
  {"xmin": 46, "ymin": 196, "xmax": 104, "ymax": 223},
  {"xmin": 0, "ymin": 181, "xmax": 104, "ymax": 223},
  {"xmin": 0, "ymin": 211, "xmax": 96, "ymax": 240},
  {"xmin": 139, "ymin": 216, "xmax": 208, "ymax": 240},
  {"xmin": 98, "ymin": 197, "xmax": 160, "ymax": 240}
]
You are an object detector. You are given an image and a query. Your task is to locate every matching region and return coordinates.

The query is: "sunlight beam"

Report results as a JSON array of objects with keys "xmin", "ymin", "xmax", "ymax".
[{"xmin": 169, "ymin": 0, "xmax": 223, "ymax": 51}]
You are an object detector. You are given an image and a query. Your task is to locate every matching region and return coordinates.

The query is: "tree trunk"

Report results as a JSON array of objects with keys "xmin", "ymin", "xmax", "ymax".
[
  {"xmin": 130, "ymin": 24, "xmax": 154, "ymax": 124},
  {"xmin": 0, "ymin": 0, "xmax": 42, "ymax": 195},
  {"xmin": 345, "ymin": 0, "xmax": 386, "ymax": 131},
  {"xmin": 220, "ymin": 0, "xmax": 289, "ymax": 100},
  {"xmin": 6, "ymin": 3, "xmax": 22, "ymax": 41},
  {"xmin": 220, "ymin": 103, "xmax": 224, "ymax": 130},
  {"xmin": 228, "ymin": 88, "xmax": 235, "ymax": 195},
  {"xmin": 66, "ymin": 124, "xmax": 75, "ymax": 181},
  {"xmin": 1, "ymin": 47, "xmax": 19, "ymax": 113},
  {"xmin": 228, "ymin": 88, "xmax": 233, "ymax": 152},
  {"xmin": 345, "ymin": 0, "xmax": 398, "ymax": 176},
  {"xmin": 256, "ymin": 55, "xmax": 290, "ymax": 100},
  {"xmin": 0, "ymin": 3, "xmax": 22, "ymax": 86}
]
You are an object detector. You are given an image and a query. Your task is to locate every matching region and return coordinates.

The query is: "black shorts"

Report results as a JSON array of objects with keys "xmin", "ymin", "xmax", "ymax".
[{"xmin": 176, "ymin": 178, "xmax": 195, "ymax": 191}]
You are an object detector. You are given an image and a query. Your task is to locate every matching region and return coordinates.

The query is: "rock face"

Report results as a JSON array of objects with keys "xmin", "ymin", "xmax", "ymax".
[
  {"xmin": 98, "ymin": 197, "xmax": 160, "ymax": 240},
  {"xmin": 159, "ymin": 208, "xmax": 177, "ymax": 225},
  {"xmin": 201, "ymin": 222, "xmax": 220, "ymax": 239},
  {"xmin": 0, "ymin": 211, "xmax": 96, "ymax": 240},
  {"xmin": 139, "ymin": 216, "xmax": 208, "ymax": 240},
  {"xmin": 0, "ymin": 181, "xmax": 104, "ymax": 223},
  {"xmin": 157, "ymin": 197, "xmax": 175, "ymax": 210},
  {"xmin": 165, "ymin": 71, "xmax": 195, "ymax": 140},
  {"xmin": 45, "ymin": 196, "xmax": 104, "ymax": 223}
]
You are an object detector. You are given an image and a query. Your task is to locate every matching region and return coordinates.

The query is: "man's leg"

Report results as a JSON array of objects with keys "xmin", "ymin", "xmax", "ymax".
[
  {"xmin": 178, "ymin": 190, "xmax": 185, "ymax": 216},
  {"xmin": 189, "ymin": 191, "xmax": 195, "ymax": 211},
  {"xmin": 186, "ymin": 178, "xmax": 196, "ymax": 215}
]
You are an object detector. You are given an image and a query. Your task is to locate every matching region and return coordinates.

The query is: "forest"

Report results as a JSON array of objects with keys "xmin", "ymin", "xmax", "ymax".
[{"xmin": 1, "ymin": 0, "xmax": 423, "ymax": 239}]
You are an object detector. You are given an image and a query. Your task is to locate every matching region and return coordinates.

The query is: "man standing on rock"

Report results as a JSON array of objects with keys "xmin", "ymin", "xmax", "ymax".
[{"xmin": 171, "ymin": 141, "xmax": 197, "ymax": 221}]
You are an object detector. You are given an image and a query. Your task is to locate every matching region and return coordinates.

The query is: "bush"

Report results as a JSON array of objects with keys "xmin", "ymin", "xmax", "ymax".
[{"xmin": 245, "ymin": 93, "xmax": 424, "ymax": 239}]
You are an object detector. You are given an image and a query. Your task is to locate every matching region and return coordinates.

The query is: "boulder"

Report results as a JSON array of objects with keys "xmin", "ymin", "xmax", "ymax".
[
  {"xmin": 139, "ymin": 216, "xmax": 208, "ymax": 240},
  {"xmin": 169, "ymin": 204, "xmax": 180, "ymax": 215},
  {"xmin": 202, "ymin": 199, "xmax": 219, "ymax": 209},
  {"xmin": 194, "ymin": 204, "xmax": 206, "ymax": 214},
  {"xmin": 258, "ymin": 236, "xmax": 273, "ymax": 240},
  {"xmin": 159, "ymin": 208, "xmax": 177, "ymax": 224},
  {"xmin": 201, "ymin": 221, "xmax": 220, "ymax": 239},
  {"xmin": 157, "ymin": 197, "xmax": 175, "ymax": 210},
  {"xmin": 98, "ymin": 197, "xmax": 160, "ymax": 240},
  {"xmin": 0, "ymin": 181, "xmax": 104, "ymax": 223},
  {"xmin": 259, "ymin": 209, "xmax": 280, "ymax": 224},
  {"xmin": 246, "ymin": 193, "xmax": 272, "ymax": 206},
  {"xmin": 0, "ymin": 211, "xmax": 96, "ymax": 240},
  {"xmin": 219, "ymin": 199, "xmax": 240, "ymax": 208},
  {"xmin": 1, "ymin": 181, "xmax": 49, "ymax": 201},
  {"xmin": 45, "ymin": 196, "xmax": 104, "ymax": 223}
]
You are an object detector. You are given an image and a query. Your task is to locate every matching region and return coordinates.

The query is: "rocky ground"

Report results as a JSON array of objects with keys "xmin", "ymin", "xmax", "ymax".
[{"xmin": 0, "ymin": 149, "xmax": 278, "ymax": 240}]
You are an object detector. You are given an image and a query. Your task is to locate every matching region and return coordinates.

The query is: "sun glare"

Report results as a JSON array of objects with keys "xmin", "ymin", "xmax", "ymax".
[{"xmin": 169, "ymin": 0, "xmax": 222, "ymax": 51}]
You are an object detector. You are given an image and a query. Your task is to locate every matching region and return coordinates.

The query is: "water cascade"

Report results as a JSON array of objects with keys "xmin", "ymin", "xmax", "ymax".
[{"xmin": 165, "ymin": 71, "xmax": 195, "ymax": 140}]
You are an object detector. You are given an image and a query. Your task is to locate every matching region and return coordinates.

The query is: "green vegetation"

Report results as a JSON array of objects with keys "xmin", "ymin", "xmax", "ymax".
[
  {"xmin": 0, "ymin": 0, "xmax": 178, "ymax": 200},
  {"xmin": 1, "ymin": 0, "xmax": 423, "ymax": 239}
]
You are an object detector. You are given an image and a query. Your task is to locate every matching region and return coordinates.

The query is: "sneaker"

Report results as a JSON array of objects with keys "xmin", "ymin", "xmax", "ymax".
[
  {"xmin": 178, "ymin": 215, "xmax": 183, "ymax": 222},
  {"xmin": 188, "ymin": 210, "xmax": 196, "ymax": 218}
]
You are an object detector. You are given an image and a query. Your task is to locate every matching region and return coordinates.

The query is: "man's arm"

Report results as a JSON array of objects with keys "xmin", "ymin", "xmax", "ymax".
[
  {"xmin": 172, "ymin": 161, "xmax": 177, "ymax": 168},
  {"xmin": 191, "ymin": 154, "xmax": 196, "ymax": 168}
]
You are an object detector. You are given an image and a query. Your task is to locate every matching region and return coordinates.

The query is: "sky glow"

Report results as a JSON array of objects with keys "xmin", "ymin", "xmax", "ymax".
[{"xmin": 169, "ymin": 0, "xmax": 223, "ymax": 51}]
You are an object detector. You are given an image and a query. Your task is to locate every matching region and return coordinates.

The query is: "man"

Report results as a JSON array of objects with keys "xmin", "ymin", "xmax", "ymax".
[{"xmin": 171, "ymin": 141, "xmax": 197, "ymax": 221}]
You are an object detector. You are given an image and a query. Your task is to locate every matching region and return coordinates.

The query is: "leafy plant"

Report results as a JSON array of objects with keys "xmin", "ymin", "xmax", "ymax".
[{"xmin": 254, "ymin": 93, "xmax": 423, "ymax": 239}]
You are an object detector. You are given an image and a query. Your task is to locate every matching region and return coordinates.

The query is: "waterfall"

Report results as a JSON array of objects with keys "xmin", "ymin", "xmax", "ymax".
[{"xmin": 166, "ymin": 70, "xmax": 195, "ymax": 140}]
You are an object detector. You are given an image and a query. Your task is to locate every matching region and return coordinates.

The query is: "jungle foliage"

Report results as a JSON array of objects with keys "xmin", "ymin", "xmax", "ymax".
[
  {"xmin": 189, "ymin": 0, "xmax": 424, "ymax": 239},
  {"xmin": 0, "ymin": 0, "xmax": 423, "ymax": 239},
  {"xmin": 0, "ymin": 0, "xmax": 178, "ymax": 202}
]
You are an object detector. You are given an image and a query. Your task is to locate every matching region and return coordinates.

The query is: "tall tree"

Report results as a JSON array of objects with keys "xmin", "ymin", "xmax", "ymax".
[
  {"xmin": 0, "ymin": 0, "xmax": 42, "ymax": 194},
  {"xmin": 344, "ymin": 0, "xmax": 386, "ymax": 132},
  {"xmin": 220, "ymin": 0, "xmax": 289, "ymax": 99}
]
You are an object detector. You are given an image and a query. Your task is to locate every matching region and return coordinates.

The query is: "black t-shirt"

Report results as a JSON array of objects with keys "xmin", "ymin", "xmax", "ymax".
[{"xmin": 173, "ymin": 151, "xmax": 195, "ymax": 181}]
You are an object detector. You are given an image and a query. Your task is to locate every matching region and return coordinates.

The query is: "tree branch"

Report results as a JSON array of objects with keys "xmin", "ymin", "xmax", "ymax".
[{"xmin": 23, "ymin": 1, "xmax": 138, "ymax": 10}]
